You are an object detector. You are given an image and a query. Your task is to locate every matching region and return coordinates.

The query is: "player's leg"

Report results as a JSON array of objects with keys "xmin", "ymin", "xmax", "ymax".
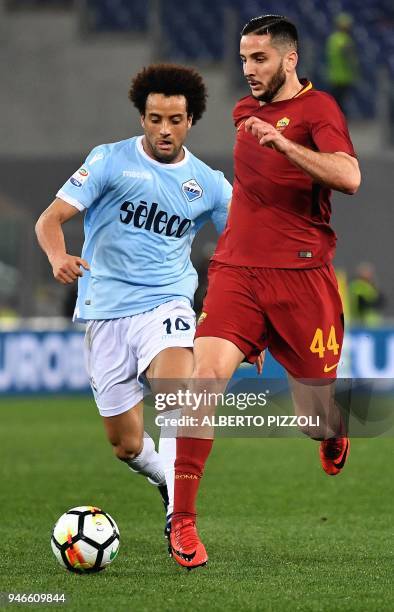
[
  {"xmin": 84, "ymin": 318, "xmax": 168, "ymax": 511},
  {"xmin": 102, "ymin": 402, "xmax": 168, "ymax": 501},
  {"xmin": 287, "ymin": 376, "xmax": 346, "ymax": 440},
  {"xmin": 286, "ymin": 266, "xmax": 350, "ymax": 474},
  {"xmin": 133, "ymin": 300, "xmax": 196, "ymax": 550},
  {"xmin": 262, "ymin": 265, "xmax": 350, "ymax": 474},
  {"xmin": 170, "ymin": 336, "xmax": 244, "ymax": 568},
  {"xmin": 102, "ymin": 401, "xmax": 144, "ymax": 461},
  {"xmin": 145, "ymin": 345, "xmax": 194, "ymax": 541},
  {"xmin": 288, "ymin": 375, "xmax": 350, "ymax": 474},
  {"xmin": 170, "ymin": 262, "xmax": 266, "ymax": 568}
]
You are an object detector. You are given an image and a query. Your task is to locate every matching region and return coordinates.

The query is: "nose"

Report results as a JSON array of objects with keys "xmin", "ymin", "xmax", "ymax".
[
  {"xmin": 159, "ymin": 121, "xmax": 171, "ymax": 136},
  {"xmin": 243, "ymin": 59, "xmax": 254, "ymax": 78}
]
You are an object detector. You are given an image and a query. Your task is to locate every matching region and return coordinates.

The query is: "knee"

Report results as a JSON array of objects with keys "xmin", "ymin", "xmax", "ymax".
[
  {"xmin": 110, "ymin": 435, "xmax": 143, "ymax": 461},
  {"xmin": 193, "ymin": 365, "xmax": 218, "ymax": 379},
  {"xmin": 193, "ymin": 362, "xmax": 229, "ymax": 380}
]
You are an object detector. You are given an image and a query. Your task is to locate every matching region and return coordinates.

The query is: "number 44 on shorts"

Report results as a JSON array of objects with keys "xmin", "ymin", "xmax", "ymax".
[{"xmin": 309, "ymin": 325, "xmax": 340, "ymax": 358}]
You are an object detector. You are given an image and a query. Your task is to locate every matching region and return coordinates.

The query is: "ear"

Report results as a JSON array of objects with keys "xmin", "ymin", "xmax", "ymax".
[
  {"xmin": 285, "ymin": 50, "xmax": 298, "ymax": 72},
  {"xmin": 187, "ymin": 115, "xmax": 193, "ymax": 129},
  {"xmin": 140, "ymin": 115, "xmax": 145, "ymax": 128}
]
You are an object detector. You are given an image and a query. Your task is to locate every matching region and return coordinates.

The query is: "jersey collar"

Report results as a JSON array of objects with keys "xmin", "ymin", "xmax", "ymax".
[
  {"xmin": 292, "ymin": 79, "xmax": 313, "ymax": 98},
  {"xmin": 136, "ymin": 135, "xmax": 190, "ymax": 168}
]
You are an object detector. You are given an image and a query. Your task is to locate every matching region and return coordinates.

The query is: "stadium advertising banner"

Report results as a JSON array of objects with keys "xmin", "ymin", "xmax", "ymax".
[
  {"xmin": 0, "ymin": 332, "xmax": 87, "ymax": 393},
  {"xmin": 0, "ymin": 328, "xmax": 393, "ymax": 394}
]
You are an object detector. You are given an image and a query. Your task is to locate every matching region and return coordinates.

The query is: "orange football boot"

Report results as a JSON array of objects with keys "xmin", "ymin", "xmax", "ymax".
[
  {"xmin": 320, "ymin": 437, "xmax": 350, "ymax": 475},
  {"xmin": 170, "ymin": 518, "xmax": 208, "ymax": 570}
]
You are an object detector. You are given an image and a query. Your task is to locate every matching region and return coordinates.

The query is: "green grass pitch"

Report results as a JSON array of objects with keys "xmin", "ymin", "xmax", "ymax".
[{"xmin": 1, "ymin": 396, "xmax": 392, "ymax": 611}]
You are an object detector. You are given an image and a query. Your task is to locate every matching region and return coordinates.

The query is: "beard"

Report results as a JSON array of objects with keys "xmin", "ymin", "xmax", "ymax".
[
  {"xmin": 254, "ymin": 60, "xmax": 286, "ymax": 103},
  {"xmin": 146, "ymin": 138, "xmax": 182, "ymax": 164},
  {"xmin": 151, "ymin": 146, "xmax": 180, "ymax": 163}
]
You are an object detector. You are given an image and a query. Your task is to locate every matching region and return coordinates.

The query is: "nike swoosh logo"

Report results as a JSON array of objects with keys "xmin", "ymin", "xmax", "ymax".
[
  {"xmin": 237, "ymin": 120, "xmax": 246, "ymax": 132},
  {"xmin": 172, "ymin": 547, "xmax": 196, "ymax": 562},
  {"xmin": 324, "ymin": 362, "xmax": 339, "ymax": 373},
  {"xmin": 333, "ymin": 440, "xmax": 349, "ymax": 470},
  {"xmin": 109, "ymin": 548, "xmax": 118, "ymax": 560}
]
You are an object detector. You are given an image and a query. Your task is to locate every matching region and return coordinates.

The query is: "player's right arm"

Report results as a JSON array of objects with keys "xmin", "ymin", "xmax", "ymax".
[{"xmin": 35, "ymin": 198, "xmax": 90, "ymax": 284}]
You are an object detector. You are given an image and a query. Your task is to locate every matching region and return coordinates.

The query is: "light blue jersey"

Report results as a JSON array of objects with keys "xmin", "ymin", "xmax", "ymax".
[{"xmin": 57, "ymin": 136, "xmax": 232, "ymax": 321}]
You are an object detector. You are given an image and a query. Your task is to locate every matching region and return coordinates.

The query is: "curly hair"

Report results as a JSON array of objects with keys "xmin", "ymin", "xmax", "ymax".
[{"xmin": 128, "ymin": 64, "xmax": 207, "ymax": 124}]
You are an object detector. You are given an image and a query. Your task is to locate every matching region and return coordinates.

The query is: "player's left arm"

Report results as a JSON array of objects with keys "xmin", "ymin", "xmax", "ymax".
[{"xmin": 244, "ymin": 117, "xmax": 361, "ymax": 195}]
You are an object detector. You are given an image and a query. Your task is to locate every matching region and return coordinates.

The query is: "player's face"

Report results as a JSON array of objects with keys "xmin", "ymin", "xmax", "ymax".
[
  {"xmin": 141, "ymin": 94, "xmax": 192, "ymax": 163},
  {"xmin": 240, "ymin": 34, "xmax": 289, "ymax": 103}
]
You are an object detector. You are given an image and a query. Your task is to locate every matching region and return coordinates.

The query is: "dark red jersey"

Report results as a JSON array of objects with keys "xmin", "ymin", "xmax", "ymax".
[{"xmin": 213, "ymin": 81, "xmax": 357, "ymax": 268}]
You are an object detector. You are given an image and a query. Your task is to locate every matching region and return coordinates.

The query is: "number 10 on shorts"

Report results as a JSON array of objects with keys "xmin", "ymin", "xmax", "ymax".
[
  {"xmin": 163, "ymin": 317, "xmax": 191, "ymax": 335},
  {"xmin": 309, "ymin": 325, "xmax": 340, "ymax": 358}
]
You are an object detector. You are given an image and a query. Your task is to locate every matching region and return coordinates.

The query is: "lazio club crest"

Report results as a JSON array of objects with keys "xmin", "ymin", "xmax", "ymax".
[{"xmin": 182, "ymin": 178, "xmax": 203, "ymax": 202}]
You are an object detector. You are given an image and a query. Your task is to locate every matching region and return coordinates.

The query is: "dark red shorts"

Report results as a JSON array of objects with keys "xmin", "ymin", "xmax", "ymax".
[{"xmin": 195, "ymin": 262, "xmax": 344, "ymax": 379}]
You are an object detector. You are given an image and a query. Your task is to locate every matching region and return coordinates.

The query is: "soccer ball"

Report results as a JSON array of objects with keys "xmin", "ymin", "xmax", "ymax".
[{"xmin": 51, "ymin": 506, "xmax": 120, "ymax": 573}]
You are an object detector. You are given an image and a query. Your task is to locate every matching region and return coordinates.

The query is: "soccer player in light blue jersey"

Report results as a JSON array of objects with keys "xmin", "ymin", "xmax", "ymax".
[{"xmin": 35, "ymin": 64, "xmax": 232, "ymax": 550}]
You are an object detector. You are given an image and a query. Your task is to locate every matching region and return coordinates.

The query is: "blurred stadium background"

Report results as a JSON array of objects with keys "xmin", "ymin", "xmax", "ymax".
[{"xmin": 0, "ymin": 0, "xmax": 394, "ymax": 393}]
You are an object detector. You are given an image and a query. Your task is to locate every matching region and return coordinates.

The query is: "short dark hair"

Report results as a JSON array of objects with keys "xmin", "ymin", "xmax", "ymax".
[
  {"xmin": 128, "ymin": 63, "xmax": 207, "ymax": 124},
  {"xmin": 241, "ymin": 14, "xmax": 298, "ymax": 50}
]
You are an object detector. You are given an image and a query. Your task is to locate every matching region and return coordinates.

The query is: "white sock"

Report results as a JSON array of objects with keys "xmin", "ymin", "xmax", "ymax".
[
  {"xmin": 158, "ymin": 409, "xmax": 180, "ymax": 516},
  {"xmin": 126, "ymin": 433, "xmax": 165, "ymax": 486}
]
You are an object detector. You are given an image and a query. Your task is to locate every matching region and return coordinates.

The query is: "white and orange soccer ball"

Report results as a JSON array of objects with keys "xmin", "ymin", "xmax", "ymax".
[{"xmin": 51, "ymin": 506, "xmax": 120, "ymax": 573}]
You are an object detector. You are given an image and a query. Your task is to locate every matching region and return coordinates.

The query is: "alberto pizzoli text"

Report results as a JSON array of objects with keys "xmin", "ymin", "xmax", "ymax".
[{"xmin": 155, "ymin": 415, "xmax": 320, "ymax": 428}]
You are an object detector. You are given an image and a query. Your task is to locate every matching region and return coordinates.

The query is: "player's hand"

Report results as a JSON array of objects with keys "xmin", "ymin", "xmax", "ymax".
[
  {"xmin": 255, "ymin": 350, "xmax": 265, "ymax": 375},
  {"xmin": 244, "ymin": 117, "xmax": 290, "ymax": 153},
  {"xmin": 51, "ymin": 254, "xmax": 90, "ymax": 284}
]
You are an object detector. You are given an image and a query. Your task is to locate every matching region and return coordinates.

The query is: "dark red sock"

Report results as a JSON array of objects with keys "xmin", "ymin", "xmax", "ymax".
[{"xmin": 173, "ymin": 437, "xmax": 213, "ymax": 524}]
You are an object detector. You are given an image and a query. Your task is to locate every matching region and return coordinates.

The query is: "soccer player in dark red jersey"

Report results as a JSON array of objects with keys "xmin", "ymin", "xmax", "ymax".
[{"xmin": 170, "ymin": 15, "xmax": 361, "ymax": 569}]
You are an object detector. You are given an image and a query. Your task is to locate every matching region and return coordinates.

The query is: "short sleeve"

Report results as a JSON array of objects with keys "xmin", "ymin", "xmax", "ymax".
[
  {"xmin": 56, "ymin": 145, "xmax": 109, "ymax": 211},
  {"xmin": 307, "ymin": 94, "xmax": 356, "ymax": 157},
  {"xmin": 211, "ymin": 172, "xmax": 232, "ymax": 234}
]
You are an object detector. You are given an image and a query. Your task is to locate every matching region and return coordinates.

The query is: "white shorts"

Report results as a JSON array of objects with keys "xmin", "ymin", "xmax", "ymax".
[{"xmin": 84, "ymin": 300, "xmax": 195, "ymax": 417}]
